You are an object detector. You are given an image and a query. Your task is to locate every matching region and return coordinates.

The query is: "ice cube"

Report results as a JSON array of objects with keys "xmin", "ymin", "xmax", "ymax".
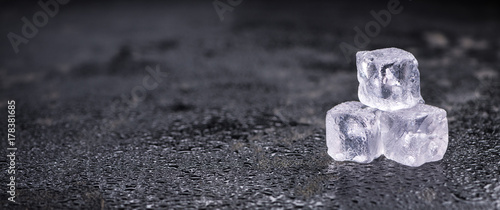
[
  {"xmin": 379, "ymin": 104, "xmax": 448, "ymax": 167},
  {"xmin": 356, "ymin": 47, "xmax": 424, "ymax": 111},
  {"xmin": 326, "ymin": 101, "xmax": 383, "ymax": 163}
]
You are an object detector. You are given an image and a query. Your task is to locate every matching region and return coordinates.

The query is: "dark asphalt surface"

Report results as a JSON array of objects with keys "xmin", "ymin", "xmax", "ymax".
[{"xmin": 0, "ymin": 1, "xmax": 499, "ymax": 209}]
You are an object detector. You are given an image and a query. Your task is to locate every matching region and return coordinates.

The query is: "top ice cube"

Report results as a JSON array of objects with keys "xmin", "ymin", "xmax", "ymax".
[{"xmin": 356, "ymin": 48, "xmax": 424, "ymax": 111}]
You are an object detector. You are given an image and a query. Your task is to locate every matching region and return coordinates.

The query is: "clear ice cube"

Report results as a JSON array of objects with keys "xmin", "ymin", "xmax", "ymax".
[
  {"xmin": 326, "ymin": 101, "xmax": 383, "ymax": 163},
  {"xmin": 356, "ymin": 47, "xmax": 424, "ymax": 111},
  {"xmin": 379, "ymin": 104, "xmax": 448, "ymax": 167}
]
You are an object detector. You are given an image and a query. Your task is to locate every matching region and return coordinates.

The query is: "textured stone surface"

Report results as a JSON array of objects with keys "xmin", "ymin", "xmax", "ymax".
[
  {"xmin": 326, "ymin": 101, "xmax": 381, "ymax": 163},
  {"xmin": 357, "ymin": 48, "xmax": 424, "ymax": 111},
  {"xmin": 380, "ymin": 104, "xmax": 448, "ymax": 167},
  {"xmin": 0, "ymin": 1, "xmax": 498, "ymax": 209}
]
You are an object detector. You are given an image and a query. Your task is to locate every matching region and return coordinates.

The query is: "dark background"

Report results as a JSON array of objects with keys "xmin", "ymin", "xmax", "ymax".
[{"xmin": 0, "ymin": 0, "xmax": 499, "ymax": 209}]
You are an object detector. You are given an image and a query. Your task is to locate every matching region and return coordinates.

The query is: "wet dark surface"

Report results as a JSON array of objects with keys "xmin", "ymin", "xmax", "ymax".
[{"xmin": 0, "ymin": 1, "xmax": 499, "ymax": 209}]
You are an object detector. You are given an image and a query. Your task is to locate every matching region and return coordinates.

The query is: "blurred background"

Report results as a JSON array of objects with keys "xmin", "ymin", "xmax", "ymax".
[{"xmin": 0, "ymin": 0, "xmax": 499, "ymax": 209}]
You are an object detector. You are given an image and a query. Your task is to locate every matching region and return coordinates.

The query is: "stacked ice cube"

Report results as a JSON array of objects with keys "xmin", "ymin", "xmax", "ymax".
[{"xmin": 326, "ymin": 48, "xmax": 448, "ymax": 167}]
